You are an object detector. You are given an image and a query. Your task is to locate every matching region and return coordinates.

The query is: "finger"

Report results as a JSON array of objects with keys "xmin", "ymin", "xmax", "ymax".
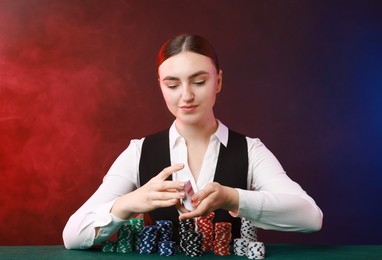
[
  {"xmin": 152, "ymin": 198, "xmax": 179, "ymax": 208},
  {"xmin": 152, "ymin": 190, "xmax": 185, "ymax": 201},
  {"xmin": 191, "ymin": 185, "xmax": 215, "ymax": 207},
  {"xmin": 155, "ymin": 163, "xmax": 184, "ymax": 181},
  {"xmin": 159, "ymin": 180, "xmax": 185, "ymax": 191},
  {"xmin": 175, "ymin": 200, "xmax": 189, "ymax": 214},
  {"xmin": 179, "ymin": 204, "xmax": 209, "ymax": 220}
]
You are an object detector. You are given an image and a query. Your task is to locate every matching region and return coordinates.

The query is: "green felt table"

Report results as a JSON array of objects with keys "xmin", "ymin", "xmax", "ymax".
[{"xmin": 0, "ymin": 244, "xmax": 381, "ymax": 259}]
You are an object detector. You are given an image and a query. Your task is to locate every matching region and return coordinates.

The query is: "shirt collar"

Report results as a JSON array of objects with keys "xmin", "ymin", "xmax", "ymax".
[{"xmin": 169, "ymin": 120, "xmax": 229, "ymax": 148}]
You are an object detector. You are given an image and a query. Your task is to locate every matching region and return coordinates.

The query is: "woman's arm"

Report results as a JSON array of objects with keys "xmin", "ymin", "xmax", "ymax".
[
  {"xmin": 179, "ymin": 137, "xmax": 323, "ymax": 232},
  {"xmin": 237, "ymin": 137, "xmax": 323, "ymax": 232},
  {"xmin": 62, "ymin": 140, "xmax": 142, "ymax": 249},
  {"xmin": 62, "ymin": 139, "xmax": 186, "ymax": 249}
]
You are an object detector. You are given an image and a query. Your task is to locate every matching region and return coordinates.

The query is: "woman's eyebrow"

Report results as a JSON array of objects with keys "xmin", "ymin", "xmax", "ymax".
[
  {"xmin": 162, "ymin": 71, "xmax": 209, "ymax": 82},
  {"xmin": 189, "ymin": 71, "xmax": 209, "ymax": 79},
  {"xmin": 162, "ymin": 76, "xmax": 179, "ymax": 81}
]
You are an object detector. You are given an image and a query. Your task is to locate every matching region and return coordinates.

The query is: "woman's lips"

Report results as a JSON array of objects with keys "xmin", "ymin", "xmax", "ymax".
[{"xmin": 180, "ymin": 105, "xmax": 198, "ymax": 112}]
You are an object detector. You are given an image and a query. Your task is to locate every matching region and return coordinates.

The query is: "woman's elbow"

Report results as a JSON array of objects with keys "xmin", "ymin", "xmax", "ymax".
[
  {"xmin": 62, "ymin": 223, "xmax": 91, "ymax": 250},
  {"xmin": 303, "ymin": 207, "xmax": 323, "ymax": 232},
  {"xmin": 63, "ymin": 227, "xmax": 79, "ymax": 250}
]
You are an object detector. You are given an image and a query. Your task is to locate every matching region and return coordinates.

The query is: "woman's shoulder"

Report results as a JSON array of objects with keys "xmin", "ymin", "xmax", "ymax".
[
  {"xmin": 128, "ymin": 128, "xmax": 170, "ymax": 148},
  {"xmin": 225, "ymin": 127, "xmax": 262, "ymax": 146}
]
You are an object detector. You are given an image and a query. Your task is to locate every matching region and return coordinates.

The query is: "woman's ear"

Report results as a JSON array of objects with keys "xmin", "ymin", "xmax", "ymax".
[{"xmin": 216, "ymin": 69, "xmax": 223, "ymax": 93}]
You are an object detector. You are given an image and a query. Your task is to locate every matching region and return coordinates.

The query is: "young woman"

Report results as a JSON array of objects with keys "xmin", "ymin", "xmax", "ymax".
[{"xmin": 63, "ymin": 34, "xmax": 323, "ymax": 249}]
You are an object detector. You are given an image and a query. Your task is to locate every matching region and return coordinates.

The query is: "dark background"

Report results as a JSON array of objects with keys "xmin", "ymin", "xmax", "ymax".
[{"xmin": 1, "ymin": 0, "xmax": 381, "ymax": 245}]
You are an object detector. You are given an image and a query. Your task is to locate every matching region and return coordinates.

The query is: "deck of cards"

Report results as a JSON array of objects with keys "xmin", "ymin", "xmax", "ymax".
[{"xmin": 183, "ymin": 180, "xmax": 197, "ymax": 211}]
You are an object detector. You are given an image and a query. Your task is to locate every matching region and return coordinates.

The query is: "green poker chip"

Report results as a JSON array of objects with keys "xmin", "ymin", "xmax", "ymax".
[{"xmin": 101, "ymin": 241, "xmax": 117, "ymax": 253}]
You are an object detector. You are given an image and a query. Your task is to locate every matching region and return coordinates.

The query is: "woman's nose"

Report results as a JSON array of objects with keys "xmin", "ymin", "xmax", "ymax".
[{"xmin": 182, "ymin": 85, "xmax": 194, "ymax": 101}]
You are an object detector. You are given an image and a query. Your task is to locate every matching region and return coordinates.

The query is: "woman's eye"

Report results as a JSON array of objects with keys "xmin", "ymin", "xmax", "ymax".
[
  {"xmin": 167, "ymin": 83, "xmax": 179, "ymax": 88},
  {"xmin": 194, "ymin": 80, "xmax": 205, "ymax": 86}
]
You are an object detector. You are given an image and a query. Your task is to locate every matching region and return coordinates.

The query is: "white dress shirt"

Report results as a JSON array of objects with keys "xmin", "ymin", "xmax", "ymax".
[{"xmin": 63, "ymin": 120, "xmax": 323, "ymax": 249}]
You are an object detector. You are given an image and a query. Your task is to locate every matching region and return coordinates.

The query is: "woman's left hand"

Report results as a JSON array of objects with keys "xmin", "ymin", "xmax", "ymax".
[{"xmin": 178, "ymin": 182, "xmax": 239, "ymax": 220}]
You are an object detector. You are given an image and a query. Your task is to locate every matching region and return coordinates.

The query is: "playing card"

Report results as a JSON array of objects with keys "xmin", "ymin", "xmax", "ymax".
[{"xmin": 183, "ymin": 180, "xmax": 196, "ymax": 211}]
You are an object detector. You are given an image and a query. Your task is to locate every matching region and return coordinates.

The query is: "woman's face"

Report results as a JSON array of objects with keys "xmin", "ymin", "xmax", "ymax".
[{"xmin": 158, "ymin": 51, "xmax": 222, "ymax": 127}]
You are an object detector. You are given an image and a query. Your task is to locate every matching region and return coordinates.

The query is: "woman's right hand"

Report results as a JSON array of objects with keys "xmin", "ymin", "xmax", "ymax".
[{"xmin": 110, "ymin": 163, "xmax": 186, "ymax": 220}]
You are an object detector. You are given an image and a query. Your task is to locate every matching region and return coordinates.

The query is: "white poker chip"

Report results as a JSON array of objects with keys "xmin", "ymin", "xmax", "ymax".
[
  {"xmin": 234, "ymin": 238, "xmax": 250, "ymax": 247},
  {"xmin": 241, "ymin": 217, "xmax": 258, "ymax": 241},
  {"xmin": 247, "ymin": 241, "xmax": 266, "ymax": 259}
]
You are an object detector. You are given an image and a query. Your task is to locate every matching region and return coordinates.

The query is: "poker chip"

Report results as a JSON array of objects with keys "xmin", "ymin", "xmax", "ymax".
[
  {"xmin": 179, "ymin": 218, "xmax": 196, "ymax": 253},
  {"xmin": 155, "ymin": 220, "xmax": 173, "ymax": 242},
  {"xmin": 213, "ymin": 222, "xmax": 232, "ymax": 256},
  {"xmin": 102, "ymin": 215, "xmax": 265, "ymax": 258},
  {"xmin": 128, "ymin": 217, "xmax": 144, "ymax": 251},
  {"xmin": 247, "ymin": 241, "xmax": 266, "ymax": 259},
  {"xmin": 139, "ymin": 225, "xmax": 160, "ymax": 254},
  {"xmin": 116, "ymin": 223, "xmax": 135, "ymax": 253},
  {"xmin": 233, "ymin": 238, "xmax": 249, "ymax": 256},
  {"xmin": 158, "ymin": 241, "xmax": 176, "ymax": 256},
  {"xmin": 101, "ymin": 217, "xmax": 178, "ymax": 256},
  {"xmin": 241, "ymin": 217, "xmax": 258, "ymax": 242},
  {"xmin": 101, "ymin": 241, "xmax": 117, "ymax": 253},
  {"xmin": 196, "ymin": 212, "xmax": 215, "ymax": 252},
  {"xmin": 184, "ymin": 230, "xmax": 203, "ymax": 257}
]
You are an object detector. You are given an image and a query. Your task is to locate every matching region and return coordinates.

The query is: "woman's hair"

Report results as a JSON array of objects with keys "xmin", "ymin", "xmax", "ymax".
[{"xmin": 157, "ymin": 34, "xmax": 219, "ymax": 72}]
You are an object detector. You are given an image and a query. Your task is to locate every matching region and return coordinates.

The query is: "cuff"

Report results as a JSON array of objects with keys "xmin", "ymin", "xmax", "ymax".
[
  {"xmin": 234, "ymin": 188, "xmax": 264, "ymax": 221},
  {"xmin": 93, "ymin": 201, "xmax": 129, "ymax": 244},
  {"xmin": 81, "ymin": 200, "xmax": 128, "ymax": 248},
  {"xmin": 93, "ymin": 213, "xmax": 128, "ymax": 244}
]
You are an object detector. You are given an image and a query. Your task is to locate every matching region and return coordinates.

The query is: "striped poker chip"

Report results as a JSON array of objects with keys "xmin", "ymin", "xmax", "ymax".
[
  {"xmin": 234, "ymin": 238, "xmax": 249, "ymax": 247},
  {"xmin": 247, "ymin": 241, "xmax": 266, "ymax": 259},
  {"xmin": 158, "ymin": 241, "xmax": 176, "ymax": 256},
  {"xmin": 102, "ymin": 218, "xmax": 179, "ymax": 256},
  {"xmin": 179, "ymin": 218, "xmax": 195, "ymax": 232},
  {"xmin": 139, "ymin": 225, "xmax": 159, "ymax": 254},
  {"xmin": 102, "ymin": 217, "xmax": 144, "ymax": 254},
  {"xmin": 116, "ymin": 237, "xmax": 134, "ymax": 253},
  {"xmin": 127, "ymin": 218, "xmax": 144, "ymax": 251},
  {"xmin": 233, "ymin": 238, "xmax": 249, "ymax": 256},
  {"xmin": 234, "ymin": 246, "xmax": 247, "ymax": 256},
  {"xmin": 184, "ymin": 230, "xmax": 203, "ymax": 257},
  {"xmin": 196, "ymin": 213, "xmax": 215, "ymax": 252},
  {"xmin": 179, "ymin": 218, "xmax": 196, "ymax": 252},
  {"xmin": 155, "ymin": 220, "xmax": 173, "ymax": 242},
  {"xmin": 213, "ymin": 222, "xmax": 232, "ymax": 256},
  {"xmin": 240, "ymin": 217, "xmax": 258, "ymax": 242},
  {"xmin": 101, "ymin": 241, "xmax": 117, "ymax": 253},
  {"xmin": 117, "ymin": 223, "xmax": 134, "ymax": 241}
]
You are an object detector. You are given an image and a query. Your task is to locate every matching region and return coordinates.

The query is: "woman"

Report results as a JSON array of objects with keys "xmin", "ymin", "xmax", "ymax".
[{"xmin": 63, "ymin": 34, "xmax": 323, "ymax": 249}]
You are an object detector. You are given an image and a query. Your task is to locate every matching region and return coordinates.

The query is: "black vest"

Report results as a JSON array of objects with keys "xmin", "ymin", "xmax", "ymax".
[{"xmin": 139, "ymin": 129, "xmax": 248, "ymax": 242}]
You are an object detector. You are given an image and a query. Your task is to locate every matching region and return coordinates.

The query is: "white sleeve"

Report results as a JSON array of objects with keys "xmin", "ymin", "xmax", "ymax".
[
  {"xmin": 235, "ymin": 137, "xmax": 323, "ymax": 232},
  {"xmin": 62, "ymin": 139, "xmax": 143, "ymax": 249}
]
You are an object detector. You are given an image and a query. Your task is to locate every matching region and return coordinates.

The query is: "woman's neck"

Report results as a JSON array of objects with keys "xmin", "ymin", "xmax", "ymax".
[{"xmin": 175, "ymin": 117, "xmax": 218, "ymax": 143}]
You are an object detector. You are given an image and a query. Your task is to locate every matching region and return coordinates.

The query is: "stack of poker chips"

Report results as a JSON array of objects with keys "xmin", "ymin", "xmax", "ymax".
[
  {"xmin": 213, "ymin": 222, "xmax": 232, "ymax": 256},
  {"xmin": 158, "ymin": 241, "xmax": 176, "ymax": 256},
  {"xmin": 101, "ymin": 217, "xmax": 144, "ymax": 253},
  {"xmin": 233, "ymin": 238, "xmax": 249, "ymax": 256},
  {"xmin": 116, "ymin": 222, "xmax": 135, "ymax": 253},
  {"xmin": 155, "ymin": 220, "xmax": 173, "ymax": 242},
  {"xmin": 234, "ymin": 217, "xmax": 266, "ymax": 259},
  {"xmin": 129, "ymin": 217, "xmax": 144, "ymax": 250},
  {"xmin": 139, "ymin": 225, "xmax": 160, "ymax": 254},
  {"xmin": 101, "ymin": 241, "xmax": 117, "ymax": 253},
  {"xmin": 196, "ymin": 212, "xmax": 215, "ymax": 252},
  {"xmin": 240, "ymin": 217, "xmax": 258, "ymax": 241},
  {"xmin": 247, "ymin": 241, "xmax": 266, "ymax": 259},
  {"xmin": 184, "ymin": 230, "xmax": 204, "ymax": 257},
  {"xmin": 179, "ymin": 218, "xmax": 196, "ymax": 252},
  {"xmin": 101, "ymin": 218, "xmax": 178, "ymax": 256}
]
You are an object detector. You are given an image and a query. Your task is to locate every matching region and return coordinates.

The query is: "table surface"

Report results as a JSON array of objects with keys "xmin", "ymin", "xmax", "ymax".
[{"xmin": 0, "ymin": 244, "xmax": 381, "ymax": 260}]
